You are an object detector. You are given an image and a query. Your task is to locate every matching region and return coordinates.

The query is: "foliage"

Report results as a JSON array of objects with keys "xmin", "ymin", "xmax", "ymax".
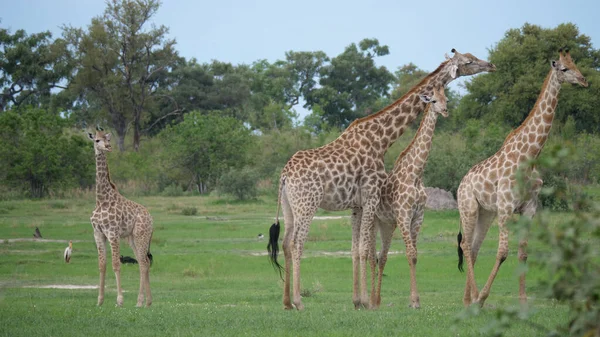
[
  {"xmin": 306, "ymin": 38, "xmax": 395, "ymax": 129},
  {"xmin": 218, "ymin": 167, "xmax": 259, "ymax": 200},
  {"xmin": 454, "ymin": 23, "xmax": 600, "ymax": 133},
  {"xmin": 460, "ymin": 145, "xmax": 600, "ymax": 337},
  {"xmin": 181, "ymin": 206, "xmax": 197, "ymax": 216},
  {"xmin": 0, "ymin": 28, "xmax": 72, "ymax": 111},
  {"xmin": 0, "ymin": 108, "xmax": 93, "ymax": 198},
  {"xmin": 158, "ymin": 111, "xmax": 254, "ymax": 193},
  {"xmin": 63, "ymin": 0, "xmax": 178, "ymax": 151}
]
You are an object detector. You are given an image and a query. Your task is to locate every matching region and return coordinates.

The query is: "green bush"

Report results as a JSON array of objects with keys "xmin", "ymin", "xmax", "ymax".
[
  {"xmin": 181, "ymin": 207, "xmax": 197, "ymax": 216},
  {"xmin": 218, "ymin": 167, "xmax": 259, "ymax": 200}
]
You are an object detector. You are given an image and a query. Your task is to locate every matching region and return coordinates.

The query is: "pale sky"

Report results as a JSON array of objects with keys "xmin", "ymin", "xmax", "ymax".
[{"xmin": 2, "ymin": 0, "xmax": 598, "ymax": 119}]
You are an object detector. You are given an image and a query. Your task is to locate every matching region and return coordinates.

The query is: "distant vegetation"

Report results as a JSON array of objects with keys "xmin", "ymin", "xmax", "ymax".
[{"xmin": 1, "ymin": 0, "xmax": 599, "ymax": 205}]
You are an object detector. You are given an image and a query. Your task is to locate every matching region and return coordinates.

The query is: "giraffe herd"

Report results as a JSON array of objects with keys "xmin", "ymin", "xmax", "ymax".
[
  {"xmin": 86, "ymin": 48, "xmax": 588, "ymax": 310},
  {"xmin": 267, "ymin": 48, "xmax": 589, "ymax": 311}
]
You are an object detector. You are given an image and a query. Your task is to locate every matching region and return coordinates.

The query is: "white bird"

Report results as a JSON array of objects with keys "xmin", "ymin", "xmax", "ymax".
[{"xmin": 64, "ymin": 240, "xmax": 72, "ymax": 263}]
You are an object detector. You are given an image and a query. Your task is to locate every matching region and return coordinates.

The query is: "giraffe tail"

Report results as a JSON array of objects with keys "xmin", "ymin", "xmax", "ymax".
[
  {"xmin": 267, "ymin": 221, "xmax": 283, "ymax": 279},
  {"xmin": 457, "ymin": 229, "xmax": 464, "ymax": 272}
]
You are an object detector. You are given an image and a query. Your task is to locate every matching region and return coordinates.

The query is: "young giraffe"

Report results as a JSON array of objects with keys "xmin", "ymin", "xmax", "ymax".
[
  {"xmin": 456, "ymin": 49, "xmax": 588, "ymax": 307},
  {"xmin": 374, "ymin": 85, "xmax": 448, "ymax": 309},
  {"xmin": 88, "ymin": 129, "xmax": 154, "ymax": 307},
  {"xmin": 268, "ymin": 49, "xmax": 496, "ymax": 310}
]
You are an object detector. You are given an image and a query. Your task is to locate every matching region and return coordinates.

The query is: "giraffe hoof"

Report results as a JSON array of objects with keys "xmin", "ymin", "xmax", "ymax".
[
  {"xmin": 97, "ymin": 297, "xmax": 104, "ymax": 306},
  {"xmin": 293, "ymin": 302, "xmax": 305, "ymax": 311}
]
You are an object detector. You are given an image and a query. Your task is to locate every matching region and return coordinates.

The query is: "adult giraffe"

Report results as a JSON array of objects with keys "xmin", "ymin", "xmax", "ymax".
[
  {"xmin": 457, "ymin": 49, "xmax": 588, "ymax": 307},
  {"xmin": 268, "ymin": 49, "xmax": 496, "ymax": 310}
]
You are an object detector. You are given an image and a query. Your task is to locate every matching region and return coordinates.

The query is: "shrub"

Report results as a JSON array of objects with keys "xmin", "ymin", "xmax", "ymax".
[
  {"xmin": 218, "ymin": 167, "xmax": 259, "ymax": 200},
  {"xmin": 181, "ymin": 207, "xmax": 197, "ymax": 216}
]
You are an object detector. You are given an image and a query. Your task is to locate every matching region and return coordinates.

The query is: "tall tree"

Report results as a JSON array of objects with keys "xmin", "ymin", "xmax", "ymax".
[
  {"xmin": 306, "ymin": 38, "xmax": 394, "ymax": 129},
  {"xmin": 455, "ymin": 23, "xmax": 600, "ymax": 132},
  {"xmin": 64, "ymin": 0, "xmax": 178, "ymax": 151},
  {"xmin": 0, "ymin": 28, "xmax": 72, "ymax": 111}
]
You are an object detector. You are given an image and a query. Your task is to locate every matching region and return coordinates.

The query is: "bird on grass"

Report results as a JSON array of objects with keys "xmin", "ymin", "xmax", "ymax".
[
  {"xmin": 64, "ymin": 240, "xmax": 72, "ymax": 263},
  {"xmin": 257, "ymin": 233, "xmax": 264, "ymax": 240},
  {"xmin": 33, "ymin": 227, "xmax": 42, "ymax": 239}
]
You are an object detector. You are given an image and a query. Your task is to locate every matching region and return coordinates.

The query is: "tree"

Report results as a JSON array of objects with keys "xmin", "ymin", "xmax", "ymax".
[
  {"xmin": 0, "ymin": 108, "xmax": 93, "ymax": 198},
  {"xmin": 454, "ymin": 23, "xmax": 600, "ymax": 133},
  {"xmin": 158, "ymin": 112, "xmax": 254, "ymax": 193},
  {"xmin": 64, "ymin": 0, "xmax": 178, "ymax": 151},
  {"xmin": 306, "ymin": 38, "xmax": 395, "ymax": 129},
  {"xmin": 0, "ymin": 28, "xmax": 72, "ymax": 111}
]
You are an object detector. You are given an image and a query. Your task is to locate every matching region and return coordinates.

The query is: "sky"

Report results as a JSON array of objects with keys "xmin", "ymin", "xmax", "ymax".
[{"xmin": 1, "ymin": 0, "xmax": 598, "ymax": 120}]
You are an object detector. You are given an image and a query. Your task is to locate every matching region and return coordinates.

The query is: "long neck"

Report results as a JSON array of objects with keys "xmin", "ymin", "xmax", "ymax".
[
  {"xmin": 393, "ymin": 104, "xmax": 438, "ymax": 178},
  {"xmin": 504, "ymin": 69, "xmax": 561, "ymax": 158},
  {"xmin": 337, "ymin": 61, "xmax": 452, "ymax": 155},
  {"xmin": 95, "ymin": 152, "xmax": 116, "ymax": 203}
]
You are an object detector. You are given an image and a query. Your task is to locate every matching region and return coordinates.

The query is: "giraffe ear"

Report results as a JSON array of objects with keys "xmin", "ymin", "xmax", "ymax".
[
  {"xmin": 87, "ymin": 132, "xmax": 94, "ymax": 140},
  {"xmin": 105, "ymin": 133, "xmax": 112, "ymax": 141},
  {"xmin": 450, "ymin": 64, "xmax": 458, "ymax": 78},
  {"xmin": 419, "ymin": 94, "xmax": 432, "ymax": 103}
]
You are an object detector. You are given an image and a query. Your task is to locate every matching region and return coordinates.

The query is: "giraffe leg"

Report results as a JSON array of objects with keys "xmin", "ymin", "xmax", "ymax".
[
  {"xmin": 468, "ymin": 208, "xmax": 496, "ymax": 302},
  {"xmin": 476, "ymin": 213, "xmax": 511, "ymax": 307},
  {"xmin": 133, "ymin": 223, "xmax": 153, "ymax": 307},
  {"xmin": 291, "ymin": 207, "xmax": 317, "ymax": 311},
  {"xmin": 358, "ymin": 203, "xmax": 378, "ymax": 309},
  {"xmin": 351, "ymin": 208, "xmax": 363, "ymax": 309},
  {"xmin": 94, "ymin": 230, "xmax": 107, "ymax": 306},
  {"xmin": 108, "ymin": 237, "xmax": 123, "ymax": 307},
  {"xmin": 280, "ymin": 190, "xmax": 294, "ymax": 310},
  {"xmin": 518, "ymin": 239, "xmax": 528, "ymax": 305},
  {"xmin": 517, "ymin": 177, "xmax": 541, "ymax": 306},
  {"xmin": 458, "ymin": 195, "xmax": 479, "ymax": 307},
  {"xmin": 374, "ymin": 218, "xmax": 394, "ymax": 309},
  {"xmin": 407, "ymin": 207, "xmax": 424, "ymax": 309}
]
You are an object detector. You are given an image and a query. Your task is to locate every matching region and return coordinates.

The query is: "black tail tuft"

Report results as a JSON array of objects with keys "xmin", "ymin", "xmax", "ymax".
[
  {"xmin": 147, "ymin": 252, "xmax": 153, "ymax": 266},
  {"xmin": 457, "ymin": 231, "xmax": 464, "ymax": 272},
  {"xmin": 267, "ymin": 221, "xmax": 284, "ymax": 280},
  {"xmin": 120, "ymin": 255, "xmax": 138, "ymax": 264}
]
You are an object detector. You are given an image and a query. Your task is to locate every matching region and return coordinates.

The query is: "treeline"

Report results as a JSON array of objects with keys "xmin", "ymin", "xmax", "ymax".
[{"xmin": 1, "ymin": 0, "xmax": 599, "ymax": 203}]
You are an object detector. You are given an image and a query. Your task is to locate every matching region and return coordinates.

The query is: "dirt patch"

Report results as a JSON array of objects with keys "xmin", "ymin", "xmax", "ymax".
[{"xmin": 24, "ymin": 284, "xmax": 98, "ymax": 290}]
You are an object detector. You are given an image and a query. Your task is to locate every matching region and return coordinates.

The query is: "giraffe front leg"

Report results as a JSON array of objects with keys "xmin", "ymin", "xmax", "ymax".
[
  {"xmin": 407, "ymin": 208, "xmax": 424, "ymax": 309},
  {"xmin": 108, "ymin": 238, "xmax": 123, "ymax": 307},
  {"xmin": 94, "ymin": 231, "xmax": 107, "ymax": 306}
]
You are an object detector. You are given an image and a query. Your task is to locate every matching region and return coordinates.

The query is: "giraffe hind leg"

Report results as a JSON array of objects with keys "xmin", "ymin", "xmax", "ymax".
[
  {"xmin": 108, "ymin": 237, "xmax": 124, "ymax": 307},
  {"xmin": 133, "ymin": 220, "xmax": 153, "ymax": 307},
  {"xmin": 280, "ymin": 188, "xmax": 294, "ymax": 310}
]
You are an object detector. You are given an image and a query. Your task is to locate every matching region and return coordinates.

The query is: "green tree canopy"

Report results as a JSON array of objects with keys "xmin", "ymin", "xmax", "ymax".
[
  {"xmin": 64, "ymin": 0, "xmax": 178, "ymax": 152},
  {"xmin": 0, "ymin": 108, "xmax": 93, "ymax": 198},
  {"xmin": 0, "ymin": 28, "xmax": 72, "ymax": 111},
  {"xmin": 306, "ymin": 38, "xmax": 394, "ymax": 129},
  {"xmin": 158, "ymin": 111, "xmax": 254, "ymax": 193},
  {"xmin": 454, "ymin": 23, "xmax": 600, "ymax": 133}
]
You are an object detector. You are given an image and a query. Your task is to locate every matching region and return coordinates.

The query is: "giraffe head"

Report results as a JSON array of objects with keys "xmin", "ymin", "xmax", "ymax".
[
  {"xmin": 87, "ymin": 129, "xmax": 113, "ymax": 155},
  {"xmin": 446, "ymin": 48, "xmax": 496, "ymax": 78},
  {"xmin": 552, "ymin": 48, "xmax": 588, "ymax": 87},
  {"xmin": 419, "ymin": 85, "xmax": 448, "ymax": 117}
]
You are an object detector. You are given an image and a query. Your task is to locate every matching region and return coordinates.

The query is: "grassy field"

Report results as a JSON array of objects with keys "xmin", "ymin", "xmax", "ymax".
[{"xmin": 0, "ymin": 194, "xmax": 576, "ymax": 336}]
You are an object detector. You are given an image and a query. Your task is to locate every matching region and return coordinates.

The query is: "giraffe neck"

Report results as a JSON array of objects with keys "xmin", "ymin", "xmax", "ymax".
[
  {"xmin": 504, "ymin": 69, "xmax": 561, "ymax": 158},
  {"xmin": 95, "ymin": 152, "xmax": 117, "ymax": 203},
  {"xmin": 339, "ymin": 61, "xmax": 452, "ymax": 154},
  {"xmin": 393, "ymin": 104, "xmax": 438, "ymax": 177}
]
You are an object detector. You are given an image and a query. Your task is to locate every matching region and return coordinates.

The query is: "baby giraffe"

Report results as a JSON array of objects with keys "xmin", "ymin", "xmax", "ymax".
[
  {"xmin": 88, "ymin": 129, "xmax": 154, "ymax": 307},
  {"xmin": 374, "ymin": 85, "xmax": 448, "ymax": 309}
]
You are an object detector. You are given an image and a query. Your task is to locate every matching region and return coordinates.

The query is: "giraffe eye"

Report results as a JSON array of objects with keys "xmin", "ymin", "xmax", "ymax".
[
  {"xmin": 561, "ymin": 68, "xmax": 568, "ymax": 72},
  {"xmin": 95, "ymin": 140, "xmax": 100, "ymax": 143},
  {"xmin": 432, "ymin": 100, "xmax": 437, "ymax": 103}
]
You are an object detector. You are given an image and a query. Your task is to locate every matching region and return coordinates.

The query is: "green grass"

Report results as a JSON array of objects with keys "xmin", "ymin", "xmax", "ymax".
[{"xmin": 0, "ymin": 195, "xmax": 575, "ymax": 336}]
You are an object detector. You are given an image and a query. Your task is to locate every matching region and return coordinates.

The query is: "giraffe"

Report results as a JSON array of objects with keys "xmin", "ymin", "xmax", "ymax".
[
  {"xmin": 88, "ymin": 129, "xmax": 154, "ymax": 307},
  {"xmin": 267, "ymin": 49, "xmax": 496, "ymax": 310},
  {"xmin": 456, "ymin": 49, "xmax": 588, "ymax": 307},
  {"xmin": 373, "ymin": 84, "xmax": 448, "ymax": 309}
]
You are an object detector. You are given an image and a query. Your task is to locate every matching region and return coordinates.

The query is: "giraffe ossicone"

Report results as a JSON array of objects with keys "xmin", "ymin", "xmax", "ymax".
[{"xmin": 268, "ymin": 49, "xmax": 495, "ymax": 311}]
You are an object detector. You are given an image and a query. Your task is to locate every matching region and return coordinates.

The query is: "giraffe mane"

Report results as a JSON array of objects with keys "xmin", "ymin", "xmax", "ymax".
[
  {"xmin": 500, "ymin": 69, "xmax": 553, "ymax": 146},
  {"xmin": 393, "ymin": 102, "xmax": 432, "ymax": 168},
  {"xmin": 346, "ymin": 60, "xmax": 451, "ymax": 130}
]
